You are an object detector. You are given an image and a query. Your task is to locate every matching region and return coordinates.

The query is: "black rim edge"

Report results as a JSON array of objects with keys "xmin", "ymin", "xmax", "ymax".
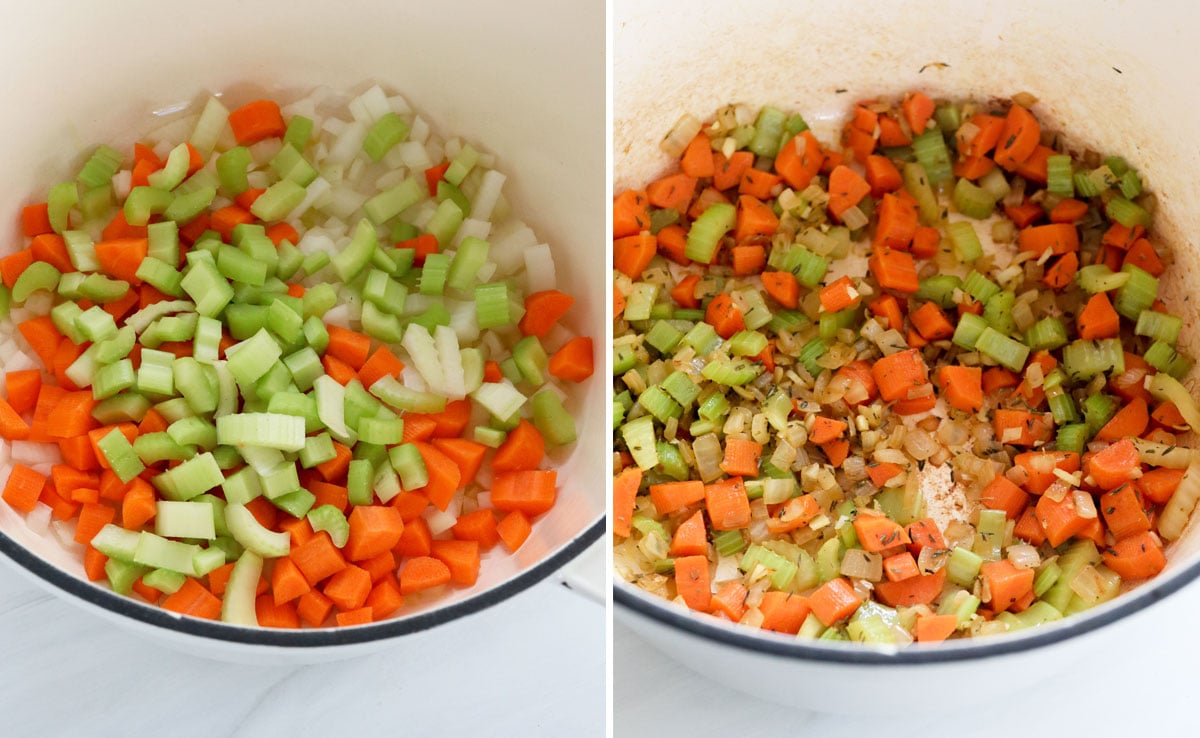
[
  {"xmin": 0, "ymin": 517, "xmax": 605, "ymax": 647},
  {"xmin": 614, "ymin": 556, "xmax": 1200, "ymax": 664}
]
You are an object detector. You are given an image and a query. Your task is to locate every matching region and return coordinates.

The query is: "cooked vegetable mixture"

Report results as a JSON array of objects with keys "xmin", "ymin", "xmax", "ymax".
[
  {"xmin": 613, "ymin": 92, "xmax": 1200, "ymax": 644},
  {"xmin": 0, "ymin": 85, "xmax": 593, "ymax": 627}
]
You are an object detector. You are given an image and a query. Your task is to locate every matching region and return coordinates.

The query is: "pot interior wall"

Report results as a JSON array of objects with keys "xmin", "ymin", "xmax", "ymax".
[
  {"xmin": 0, "ymin": 0, "xmax": 605, "ymax": 620},
  {"xmin": 615, "ymin": 0, "xmax": 1200, "ymax": 569}
]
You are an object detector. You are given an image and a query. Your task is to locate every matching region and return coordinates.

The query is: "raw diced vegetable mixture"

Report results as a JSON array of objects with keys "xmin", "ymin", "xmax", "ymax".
[
  {"xmin": 613, "ymin": 92, "xmax": 1200, "ymax": 644},
  {"xmin": 0, "ymin": 84, "xmax": 594, "ymax": 628}
]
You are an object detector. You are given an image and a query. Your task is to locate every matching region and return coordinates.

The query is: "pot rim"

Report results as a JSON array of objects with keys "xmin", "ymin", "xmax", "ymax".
[
  {"xmin": 0, "ymin": 517, "xmax": 604, "ymax": 647},
  {"xmin": 614, "ymin": 557, "xmax": 1200, "ymax": 663}
]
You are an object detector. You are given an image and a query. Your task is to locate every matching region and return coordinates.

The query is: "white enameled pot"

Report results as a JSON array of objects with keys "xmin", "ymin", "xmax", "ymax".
[
  {"xmin": 0, "ymin": 0, "xmax": 605, "ymax": 663},
  {"xmin": 614, "ymin": 0, "xmax": 1200, "ymax": 712}
]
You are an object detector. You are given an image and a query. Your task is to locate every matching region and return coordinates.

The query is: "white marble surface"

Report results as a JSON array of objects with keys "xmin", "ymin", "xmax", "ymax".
[
  {"xmin": 0, "ymin": 543, "xmax": 604, "ymax": 738},
  {"xmin": 615, "ymin": 580, "xmax": 1200, "ymax": 737}
]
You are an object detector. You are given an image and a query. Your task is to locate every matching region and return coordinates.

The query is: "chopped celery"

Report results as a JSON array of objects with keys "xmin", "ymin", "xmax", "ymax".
[
  {"xmin": 685, "ymin": 203, "xmax": 735, "ymax": 263},
  {"xmin": 912, "ymin": 130, "xmax": 952, "ymax": 184}
]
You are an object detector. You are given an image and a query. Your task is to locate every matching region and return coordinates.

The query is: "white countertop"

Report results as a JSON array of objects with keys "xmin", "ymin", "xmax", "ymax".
[
  {"xmin": 0, "ymin": 542, "xmax": 604, "ymax": 737},
  {"xmin": 616, "ymin": 579, "xmax": 1200, "ymax": 737}
]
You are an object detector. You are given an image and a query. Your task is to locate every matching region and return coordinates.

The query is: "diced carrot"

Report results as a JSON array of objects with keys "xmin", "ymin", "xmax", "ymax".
[
  {"xmin": 738, "ymin": 167, "xmax": 781, "ymax": 200},
  {"xmin": 774, "ymin": 131, "xmax": 823, "ymax": 190},
  {"xmin": 496, "ymin": 510, "xmax": 532, "ymax": 553},
  {"xmin": 1101, "ymin": 531, "xmax": 1166, "ymax": 580},
  {"xmin": 915, "ymin": 613, "xmax": 959, "ymax": 643},
  {"xmin": 1013, "ymin": 451, "xmax": 1081, "ymax": 495},
  {"xmin": 228, "ymin": 99, "xmax": 286, "ymax": 145},
  {"xmin": 981, "ymin": 475, "xmax": 1031, "ymax": 520},
  {"xmin": 809, "ymin": 577, "xmax": 864, "ymax": 625},
  {"xmin": 655, "ymin": 224, "xmax": 690, "ymax": 265},
  {"xmin": 613, "ymin": 231, "xmax": 657, "ymax": 278},
  {"xmin": 1100, "ymin": 483, "xmax": 1152, "ymax": 540},
  {"xmin": 826, "ymin": 165, "xmax": 871, "ymax": 221},
  {"xmin": 451, "ymin": 509, "xmax": 500, "ymax": 550},
  {"xmin": 1034, "ymin": 488, "xmax": 1091, "ymax": 547},
  {"xmin": 868, "ymin": 293, "xmax": 905, "ymax": 333},
  {"xmin": 120, "ymin": 478, "xmax": 157, "ymax": 530},
  {"xmin": 518, "ymin": 290, "xmax": 575, "ymax": 338},
  {"xmin": 668, "ymin": 510, "xmax": 709, "ymax": 557},
  {"xmin": 993, "ymin": 104, "xmax": 1041, "ymax": 170},
  {"xmin": 875, "ymin": 566, "xmax": 947, "ymax": 608},
  {"xmin": 934, "ymin": 365, "xmax": 982, "ymax": 413},
  {"xmin": 30, "ymin": 233, "xmax": 74, "ymax": 273},
  {"xmin": 160, "ymin": 578, "xmax": 222, "ymax": 620},
  {"xmin": 646, "ymin": 172, "xmax": 697, "ymax": 213},
  {"xmin": 296, "ymin": 589, "xmax": 334, "ymax": 627},
  {"xmin": 613, "ymin": 466, "xmax": 641, "ymax": 539},
  {"xmin": 1049, "ymin": 198, "xmax": 1089, "ymax": 224},
  {"xmin": 993, "ymin": 409, "xmax": 1054, "ymax": 447},
  {"xmin": 980, "ymin": 559, "xmax": 1035, "ymax": 613},
  {"xmin": 1012, "ymin": 507, "xmax": 1047, "ymax": 546},
  {"xmin": 1095, "ymin": 396, "xmax": 1149, "ymax": 443},
  {"xmin": 1014, "ymin": 145, "xmax": 1053, "ymax": 184},
  {"xmin": 0, "ymin": 395, "xmax": 30, "ymax": 441},
  {"xmin": 5, "ymin": 369, "xmax": 41, "ymax": 416},
  {"xmin": 491, "ymin": 469, "xmax": 557, "ymax": 517},
  {"xmin": 290, "ymin": 532, "xmax": 348, "ymax": 585},
  {"xmin": 713, "ymin": 151, "xmax": 753, "ymax": 191},
  {"xmin": 411, "ymin": 441, "xmax": 462, "ymax": 512},
  {"xmin": 322, "ymin": 564, "xmax": 373, "ymax": 611},
  {"xmin": 357, "ymin": 346, "xmax": 406, "ymax": 389},
  {"xmin": 688, "ymin": 186, "xmax": 730, "ymax": 221},
  {"xmin": 1039, "ymin": 252, "xmax": 1080, "ymax": 293},
  {"xmin": 873, "ymin": 348, "xmax": 929, "ymax": 402},
  {"xmin": 2, "ymin": 464, "xmax": 46, "ymax": 513},
  {"xmin": 83, "ymin": 546, "xmax": 109, "ymax": 582},
  {"xmin": 704, "ymin": 477, "xmax": 750, "ymax": 531},
  {"xmin": 883, "ymin": 551, "xmax": 922, "ymax": 582},
  {"xmin": 316, "ymin": 441, "xmax": 353, "ymax": 483},
  {"xmin": 1085, "ymin": 437, "xmax": 1140, "ymax": 490},
  {"xmin": 648, "ymin": 480, "xmax": 706, "ymax": 516},
  {"xmin": 705, "ymin": 292, "xmax": 745, "ymax": 339},
  {"xmin": 394, "ymin": 515, "xmax": 433, "ymax": 558},
  {"xmin": 1018, "ymin": 223, "xmax": 1079, "ymax": 257},
  {"xmin": 865, "ymin": 155, "xmax": 903, "ymax": 197},
  {"xmin": 854, "ymin": 512, "xmax": 911, "ymax": 552},
  {"xmin": 1137, "ymin": 467, "xmax": 1185, "ymax": 505},
  {"xmin": 869, "ymin": 247, "xmax": 920, "ymax": 293},
  {"xmin": 819, "ymin": 275, "xmax": 860, "ymax": 313},
  {"xmin": 680, "ymin": 132, "xmax": 715, "ymax": 178},
  {"xmin": 820, "ymin": 439, "xmax": 851, "ymax": 468},
  {"xmin": 21, "ymin": 203, "xmax": 52, "ymax": 237},
  {"xmin": 267, "ymin": 557, "xmax": 311, "ymax": 606},
  {"xmin": 0, "ymin": 248, "xmax": 34, "ymax": 289},
  {"xmin": 872, "ymin": 193, "xmax": 919, "ymax": 251},
  {"xmin": 720, "ymin": 437, "xmax": 762, "ymax": 478},
  {"xmin": 878, "ymin": 114, "xmax": 911, "ymax": 147},
  {"xmin": 1076, "ymin": 292, "xmax": 1120, "ymax": 340},
  {"xmin": 613, "ymin": 189, "xmax": 651, "ymax": 238},
  {"xmin": 1122, "ymin": 238, "xmax": 1165, "ymax": 277},
  {"xmin": 708, "ymin": 580, "xmax": 748, "ymax": 621},
  {"xmin": 910, "ymin": 302, "xmax": 954, "ymax": 341},
  {"xmin": 365, "ymin": 575, "xmax": 405, "ymax": 619},
  {"xmin": 807, "ymin": 416, "xmax": 847, "ymax": 446},
  {"xmin": 344, "ymin": 505, "xmax": 405, "ymax": 562},
  {"xmin": 902, "ymin": 92, "xmax": 935, "ymax": 135},
  {"xmin": 953, "ymin": 155, "xmax": 996, "ymax": 180},
  {"xmin": 758, "ymin": 592, "xmax": 811, "ymax": 635},
  {"xmin": 398, "ymin": 555, "xmax": 452, "ymax": 594},
  {"xmin": 730, "ymin": 244, "xmax": 766, "ymax": 276},
  {"xmin": 765, "ymin": 494, "xmax": 821, "ymax": 535},
  {"xmin": 673, "ymin": 555, "xmax": 712, "ymax": 612}
]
